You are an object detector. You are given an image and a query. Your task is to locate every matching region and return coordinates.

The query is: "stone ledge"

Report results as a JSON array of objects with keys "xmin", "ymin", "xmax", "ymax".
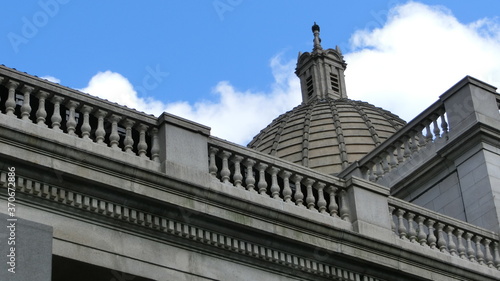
[
  {"xmin": 2, "ymin": 169, "xmax": 498, "ymax": 281},
  {"xmin": 158, "ymin": 112, "xmax": 211, "ymax": 136}
]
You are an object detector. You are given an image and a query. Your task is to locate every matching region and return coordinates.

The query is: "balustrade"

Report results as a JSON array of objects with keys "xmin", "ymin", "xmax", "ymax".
[
  {"xmin": 208, "ymin": 139, "xmax": 349, "ymax": 222},
  {"xmin": 0, "ymin": 75, "xmax": 160, "ymax": 162},
  {"xmin": 389, "ymin": 198, "xmax": 500, "ymax": 271},
  {"xmin": 349, "ymin": 103, "xmax": 450, "ymax": 183}
]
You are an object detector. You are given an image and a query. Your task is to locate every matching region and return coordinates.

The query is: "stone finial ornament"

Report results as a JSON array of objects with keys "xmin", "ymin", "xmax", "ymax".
[{"xmin": 312, "ymin": 22, "xmax": 322, "ymax": 51}]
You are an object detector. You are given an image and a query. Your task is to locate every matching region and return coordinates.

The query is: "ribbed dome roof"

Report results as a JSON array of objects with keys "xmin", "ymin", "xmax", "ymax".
[
  {"xmin": 248, "ymin": 98, "xmax": 406, "ymax": 175},
  {"xmin": 248, "ymin": 23, "xmax": 406, "ymax": 175}
]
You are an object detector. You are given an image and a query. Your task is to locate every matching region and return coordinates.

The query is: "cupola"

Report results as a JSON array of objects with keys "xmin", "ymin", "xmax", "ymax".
[{"xmin": 248, "ymin": 23, "xmax": 406, "ymax": 175}]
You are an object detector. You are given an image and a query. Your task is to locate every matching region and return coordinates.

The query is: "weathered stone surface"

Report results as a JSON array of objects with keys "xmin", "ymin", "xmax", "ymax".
[
  {"xmin": 0, "ymin": 23, "xmax": 499, "ymax": 281},
  {"xmin": 0, "ymin": 213, "xmax": 52, "ymax": 281}
]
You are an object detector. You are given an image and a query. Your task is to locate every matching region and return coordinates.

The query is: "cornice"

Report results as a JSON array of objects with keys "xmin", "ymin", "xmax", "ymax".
[{"xmin": 0, "ymin": 171, "xmax": 384, "ymax": 281}]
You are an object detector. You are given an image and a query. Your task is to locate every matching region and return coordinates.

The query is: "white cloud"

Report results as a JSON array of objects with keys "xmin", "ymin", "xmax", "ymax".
[
  {"xmin": 40, "ymin": 75, "xmax": 61, "ymax": 84},
  {"xmin": 344, "ymin": 1, "xmax": 500, "ymax": 122},
  {"xmin": 78, "ymin": 70, "xmax": 167, "ymax": 115},
  {"xmin": 166, "ymin": 56, "xmax": 301, "ymax": 144},
  {"xmin": 79, "ymin": 56, "xmax": 301, "ymax": 145},
  {"xmin": 78, "ymin": 1, "xmax": 500, "ymax": 146}
]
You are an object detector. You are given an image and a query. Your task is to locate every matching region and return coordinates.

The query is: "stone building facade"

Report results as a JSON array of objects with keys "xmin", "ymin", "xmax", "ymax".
[{"xmin": 0, "ymin": 24, "xmax": 499, "ymax": 280}]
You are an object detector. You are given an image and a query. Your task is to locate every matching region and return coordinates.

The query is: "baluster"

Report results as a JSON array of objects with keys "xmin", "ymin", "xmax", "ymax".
[
  {"xmin": 403, "ymin": 137, "xmax": 411, "ymax": 159},
  {"xmin": 409, "ymin": 131, "xmax": 418, "ymax": 153},
  {"xmin": 20, "ymin": 85, "xmax": 34, "ymax": 121},
  {"xmin": 315, "ymin": 182, "xmax": 327, "ymax": 214},
  {"xmin": 416, "ymin": 216, "xmax": 427, "ymax": 246},
  {"xmin": 425, "ymin": 121, "xmax": 433, "ymax": 143},
  {"xmin": 454, "ymin": 229, "xmax": 466, "ymax": 259},
  {"xmin": 280, "ymin": 171, "xmax": 292, "ymax": 202},
  {"xmin": 432, "ymin": 117, "xmax": 441, "ymax": 139},
  {"xmin": 389, "ymin": 146, "xmax": 397, "ymax": 169},
  {"xmin": 339, "ymin": 189, "xmax": 350, "ymax": 222},
  {"xmin": 445, "ymin": 226, "xmax": 457, "ymax": 256},
  {"xmin": 243, "ymin": 159, "xmax": 256, "ymax": 192},
  {"xmin": 374, "ymin": 161, "xmax": 383, "ymax": 179},
  {"xmin": 268, "ymin": 166, "xmax": 281, "ymax": 198},
  {"xmin": 426, "ymin": 219, "xmax": 437, "ymax": 249},
  {"xmin": 493, "ymin": 241, "xmax": 500, "ymax": 270},
  {"xmin": 464, "ymin": 232, "xmax": 476, "ymax": 262},
  {"xmin": 358, "ymin": 166, "xmax": 368, "ymax": 181},
  {"xmin": 219, "ymin": 151, "xmax": 232, "ymax": 184},
  {"xmin": 405, "ymin": 212, "xmax": 417, "ymax": 243},
  {"xmin": 381, "ymin": 153, "xmax": 390, "ymax": 173},
  {"xmin": 473, "ymin": 236, "xmax": 485, "ymax": 265},
  {"xmin": 35, "ymin": 90, "xmax": 50, "ymax": 126},
  {"xmin": 80, "ymin": 105, "xmax": 93, "ymax": 140},
  {"xmin": 368, "ymin": 162, "xmax": 376, "ymax": 182},
  {"xmin": 108, "ymin": 114, "xmax": 122, "ymax": 149},
  {"xmin": 389, "ymin": 206, "xmax": 396, "ymax": 233},
  {"xmin": 440, "ymin": 112, "xmax": 448, "ymax": 140},
  {"xmin": 150, "ymin": 128, "xmax": 159, "ymax": 162},
  {"xmin": 484, "ymin": 239, "xmax": 494, "ymax": 268},
  {"xmin": 327, "ymin": 186, "xmax": 339, "ymax": 217},
  {"xmin": 5, "ymin": 80, "xmax": 19, "ymax": 116},
  {"xmin": 208, "ymin": 147, "xmax": 219, "ymax": 176},
  {"xmin": 436, "ymin": 223, "xmax": 447, "ymax": 253},
  {"xmin": 137, "ymin": 124, "xmax": 149, "ymax": 158},
  {"xmin": 417, "ymin": 130, "xmax": 426, "ymax": 147},
  {"xmin": 256, "ymin": 163, "xmax": 268, "ymax": 195},
  {"xmin": 65, "ymin": 101, "xmax": 79, "ymax": 135},
  {"xmin": 232, "ymin": 155, "xmax": 244, "ymax": 189},
  {"xmin": 396, "ymin": 141, "xmax": 404, "ymax": 163},
  {"xmin": 50, "ymin": 95, "xmax": 64, "ymax": 132},
  {"xmin": 122, "ymin": 119, "xmax": 135, "ymax": 154},
  {"xmin": 292, "ymin": 174, "xmax": 304, "ymax": 207},
  {"xmin": 94, "ymin": 110, "xmax": 107, "ymax": 144},
  {"xmin": 304, "ymin": 178, "xmax": 316, "ymax": 211},
  {"xmin": 395, "ymin": 209, "xmax": 407, "ymax": 240}
]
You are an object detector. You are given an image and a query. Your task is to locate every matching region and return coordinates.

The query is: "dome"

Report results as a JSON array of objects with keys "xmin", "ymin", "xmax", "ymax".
[
  {"xmin": 248, "ymin": 23, "xmax": 406, "ymax": 175},
  {"xmin": 248, "ymin": 98, "xmax": 405, "ymax": 175}
]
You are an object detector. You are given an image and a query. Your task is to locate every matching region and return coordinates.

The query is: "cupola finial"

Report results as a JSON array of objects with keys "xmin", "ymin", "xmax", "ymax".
[
  {"xmin": 312, "ymin": 22, "xmax": 322, "ymax": 51},
  {"xmin": 296, "ymin": 23, "xmax": 348, "ymax": 103}
]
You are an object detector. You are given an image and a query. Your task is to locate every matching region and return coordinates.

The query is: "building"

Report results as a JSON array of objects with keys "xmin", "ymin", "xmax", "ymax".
[{"xmin": 0, "ymin": 24, "xmax": 499, "ymax": 281}]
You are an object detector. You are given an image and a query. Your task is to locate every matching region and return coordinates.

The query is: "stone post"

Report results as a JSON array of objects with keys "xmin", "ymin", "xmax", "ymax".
[
  {"xmin": 440, "ymin": 76, "xmax": 500, "ymax": 234},
  {"xmin": 156, "ymin": 112, "xmax": 211, "ymax": 173},
  {"xmin": 440, "ymin": 76, "xmax": 499, "ymax": 136},
  {"xmin": 345, "ymin": 177, "xmax": 393, "ymax": 241}
]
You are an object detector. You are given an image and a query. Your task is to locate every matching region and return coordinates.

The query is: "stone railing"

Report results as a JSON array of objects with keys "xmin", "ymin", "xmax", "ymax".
[
  {"xmin": 389, "ymin": 197, "xmax": 500, "ymax": 270},
  {"xmin": 340, "ymin": 76, "xmax": 500, "ymax": 185},
  {"xmin": 0, "ymin": 67, "xmax": 160, "ymax": 162},
  {"xmin": 340, "ymin": 100, "xmax": 449, "ymax": 182},
  {"xmin": 208, "ymin": 137, "xmax": 351, "ymax": 222}
]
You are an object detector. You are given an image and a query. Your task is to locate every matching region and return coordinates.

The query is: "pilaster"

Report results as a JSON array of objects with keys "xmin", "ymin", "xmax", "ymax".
[
  {"xmin": 345, "ymin": 177, "xmax": 394, "ymax": 241},
  {"xmin": 157, "ymin": 112, "xmax": 211, "ymax": 173}
]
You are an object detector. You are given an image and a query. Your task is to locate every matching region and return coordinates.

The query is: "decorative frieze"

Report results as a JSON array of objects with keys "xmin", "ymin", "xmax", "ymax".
[{"xmin": 0, "ymin": 172, "xmax": 383, "ymax": 281}]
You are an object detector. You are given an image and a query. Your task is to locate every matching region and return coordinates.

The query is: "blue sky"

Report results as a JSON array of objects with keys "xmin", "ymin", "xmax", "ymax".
[{"xmin": 2, "ymin": 1, "xmax": 500, "ymax": 144}]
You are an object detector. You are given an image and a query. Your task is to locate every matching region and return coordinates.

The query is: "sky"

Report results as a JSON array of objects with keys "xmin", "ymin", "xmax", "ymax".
[{"xmin": 2, "ymin": 1, "xmax": 500, "ymax": 145}]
